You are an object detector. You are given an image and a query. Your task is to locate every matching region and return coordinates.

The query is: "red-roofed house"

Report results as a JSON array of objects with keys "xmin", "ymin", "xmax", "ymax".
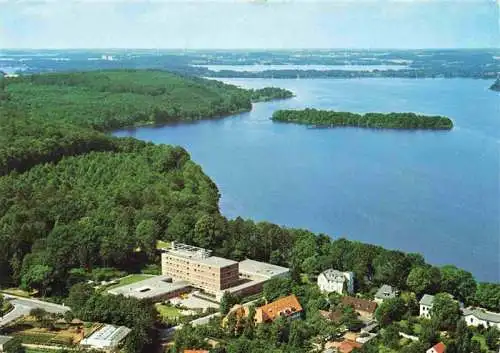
[
  {"xmin": 426, "ymin": 342, "xmax": 446, "ymax": 353},
  {"xmin": 255, "ymin": 295, "xmax": 303, "ymax": 323},
  {"xmin": 338, "ymin": 340, "xmax": 362, "ymax": 353}
]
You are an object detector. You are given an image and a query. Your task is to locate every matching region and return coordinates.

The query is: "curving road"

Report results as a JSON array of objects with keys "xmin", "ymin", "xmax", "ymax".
[{"xmin": 0, "ymin": 293, "xmax": 69, "ymax": 328}]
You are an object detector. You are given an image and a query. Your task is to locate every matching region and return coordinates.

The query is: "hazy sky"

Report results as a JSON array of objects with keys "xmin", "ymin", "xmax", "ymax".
[{"xmin": 0, "ymin": 0, "xmax": 498, "ymax": 49}]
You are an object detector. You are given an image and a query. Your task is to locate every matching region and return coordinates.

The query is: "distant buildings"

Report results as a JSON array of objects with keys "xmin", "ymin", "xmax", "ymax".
[
  {"xmin": 462, "ymin": 307, "xmax": 500, "ymax": 329},
  {"xmin": 374, "ymin": 284, "xmax": 398, "ymax": 304},
  {"xmin": 0, "ymin": 336, "xmax": 13, "ymax": 353},
  {"xmin": 255, "ymin": 295, "xmax": 303, "ymax": 324},
  {"xmin": 107, "ymin": 275, "xmax": 190, "ymax": 301},
  {"xmin": 161, "ymin": 242, "xmax": 289, "ymax": 300},
  {"xmin": 419, "ymin": 294, "xmax": 435, "ymax": 318},
  {"xmin": 80, "ymin": 325, "xmax": 131, "ymax": 351},
  {"xmin": 341, "ymin": 296, "xmax": 377, "ymax": 319},
  {"xmin": 426, "ymin": 342, "xmax": 446, "ymax": 353},
  {"xmin": 317, "ymin": 269, "xmax": 354, "ymax": 294}
]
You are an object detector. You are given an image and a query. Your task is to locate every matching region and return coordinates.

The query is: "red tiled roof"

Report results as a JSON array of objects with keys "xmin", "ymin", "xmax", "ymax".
[
  {"xmin": 257, "ymin": 295, "xmax": 303, "ymax": 322},
  {"xmin": 432, "ymin": 342, "xmax": 446, "ymax": 353},
  {"xmin": 338, "ymin": 340, "xmax": 362, "ymax": 353},
  {"xmin": 341, "ymin": 296, "xmax": 377, "ymax": 314}
]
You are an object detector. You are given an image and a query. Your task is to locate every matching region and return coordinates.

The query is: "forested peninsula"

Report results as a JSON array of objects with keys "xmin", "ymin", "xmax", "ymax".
[
  {"xmin": 0, "ymin": 70, "xmax": 292, "ymax": 176},
  {"xmin": 272, "ymin": 108, "xmax": 454, "ymax": 130}
]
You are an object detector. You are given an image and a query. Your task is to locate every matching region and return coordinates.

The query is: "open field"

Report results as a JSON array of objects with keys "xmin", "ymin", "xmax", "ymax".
[{"xmin": 156, "ymin": 240, "xmax": 171, "ymax": 249}]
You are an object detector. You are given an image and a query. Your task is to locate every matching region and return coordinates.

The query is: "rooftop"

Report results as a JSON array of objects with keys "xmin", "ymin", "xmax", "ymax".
[
  {"xmin": 375, "ymin": 284, "xmax": 397, "ymax": 300},
  {"xmin": 258, "ymin": 295, "xmax": 303, "ymax": 322},
  {"xmin": 430, "ymin": 342, "xmax": 446, "ymax": 353},
  {"xmin": 420, "ymin": 294, "xmax": 435, "ymax": 306},
  {"xmin": 164, "ymin": 242, "xmax": 237, "ymax": 268},
  {"xmin": 319, "ymin": 269, "xmax": 351, "ymax": 283},
  {"xmin": 238, "ymin": 259, "xmax": 289, "ymax": 279},
  {"xmin": 0, "ymin": 336, "xmax": 13, "ymax": 346},
  {"xmin": 81, "ymin": 325, "xmax": 131, "ymax": 347},
  {"xmin": 341, "ymin": 296, "xmax": 377, "ymax": 314},
  {"xmin": 463, "ymin": 307, "xmax": 500, "ymax": 323},
  {"xmin": 107, "ymin": 275, "xmax": 190, "ymax": 299}
]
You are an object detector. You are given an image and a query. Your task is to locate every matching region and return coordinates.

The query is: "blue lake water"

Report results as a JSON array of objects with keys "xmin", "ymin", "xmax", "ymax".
[{"xmin": 114, "ymin": 78, "xmax": 500, "ymax": 282}]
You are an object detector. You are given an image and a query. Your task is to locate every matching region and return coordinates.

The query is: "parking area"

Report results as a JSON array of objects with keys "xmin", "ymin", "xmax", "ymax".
[{"xmin": 168, "ymin": 292, "xmax": 219, "ymax": 312}]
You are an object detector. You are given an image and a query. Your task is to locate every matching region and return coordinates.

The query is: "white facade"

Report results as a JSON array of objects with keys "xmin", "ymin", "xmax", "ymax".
[
  {"xmin": 463, "ymin": 307, "xmax": 500, "ymax": 329},
  {"xmin": 317, "ymin": 269, "xmax": 354, "ymax": 294},
  {"xmin": 419, "ymin": 294, "xmax": 435, "ymax": 318}
]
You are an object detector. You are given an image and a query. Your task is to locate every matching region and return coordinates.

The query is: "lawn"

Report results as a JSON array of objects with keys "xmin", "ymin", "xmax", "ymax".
[
  {"xmin": 105, "ymin": 274, "xmax": 153, "ymax": 290},
  {"xmin": 156, "ymin": 304, "xmax": 182, "ymax": 320},
  {"xmin": 157, "ymin": 240, "xmax": 171, "ymax": 249},
  {"xmin": 1, "ymin": 288, "xmax": 35, "ymax": 298}
]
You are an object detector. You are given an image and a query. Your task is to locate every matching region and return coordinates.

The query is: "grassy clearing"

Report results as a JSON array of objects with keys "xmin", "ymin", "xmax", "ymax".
[
  {"xmin": 155, "ymin": 304, "xmax": 182, "ymax": 320},
  {"xmin": 1, "ymin": 288, "xmax": 34, "ymax": 297},
  {"xmin": 156, "ymin": 240, "xmax": 171, "ymax": 249},
  {"xmin": 106, "ymin": 274, "xmax": 153, "ymax": 290}
]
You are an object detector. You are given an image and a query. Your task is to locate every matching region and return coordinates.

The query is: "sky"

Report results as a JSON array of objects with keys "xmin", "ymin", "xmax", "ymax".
[{"xmin": 0, "ymin": 0, "xmax": 498, "ymax": 49}]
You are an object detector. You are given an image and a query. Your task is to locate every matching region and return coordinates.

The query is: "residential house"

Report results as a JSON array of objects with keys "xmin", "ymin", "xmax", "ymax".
[
  {"xmin": 254, "ymin": 295, "xmax": 303, "ymax": 324},
  {"xmin": 222, "ymin": 304, "xmax": 249, "ymax": 328},
  {"xmin": 419, "ymin": 294, "xmax": 435, "ymax": 318},
  {"xmin": 426, "ymin": 342, "xmax": 446, "ymax": 353},
  {"xmin": 462, "ymin": 307, "xmax": 500, "ymax": 329},
  {"xmin": 319, "ymin": 309, "xmax": 343, "ymax": 324},
  {"xmin": 341, "ymin": 296, "xmax": 377, "ymax": 319},
  {"xmin": 0, "ymin": 336, "xmax": 13, "ymax": 353},
  {"xmin": 317, "ymin": 269, "xmax": 354, "ymax": 294},
  {"xmin": 374, "ymin": 284, "xmax": 398, "ymax": 304},
  {"xmin": 337, "ymin": 340, "xmax": 362, "ymax": 353}
]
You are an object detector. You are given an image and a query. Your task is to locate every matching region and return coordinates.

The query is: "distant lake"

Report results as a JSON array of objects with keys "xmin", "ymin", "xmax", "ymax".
[
  {"xmin": 114, "ymin": 78, "xmax": 500, "ymax": 282},
  {"xmin": 192, "ymin": 64, "xmax": 408, "ymax": 72}
]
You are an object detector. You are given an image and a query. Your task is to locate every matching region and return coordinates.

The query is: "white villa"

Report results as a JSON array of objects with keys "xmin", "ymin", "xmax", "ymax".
[
  {"xmin": 317, "ymin": 269, "xmax": 354, "ymax": 294},
  {"xmin": 419, "ymin": 294, "xmax": 435, "ymax": 318},
  {"xmin": 462, "ymin": 307, "xmax": 500, "ymax": 329}
]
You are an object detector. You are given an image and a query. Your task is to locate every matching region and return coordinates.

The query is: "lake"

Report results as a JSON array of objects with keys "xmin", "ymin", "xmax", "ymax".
[{"xmin": 114, "ymin": 78, "xmax": 500, "ymax": 282}]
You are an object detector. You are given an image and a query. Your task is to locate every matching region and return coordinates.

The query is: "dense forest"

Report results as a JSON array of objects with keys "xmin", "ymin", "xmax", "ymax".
[
  {"xmin": 272, "ymin": 109, "xmax": 454, "ymax": 130},
  {"xmin": 490, "ymin": 79, "xmax": 500, "ymax": 91},
  {"xmin": 2, "ymin": 70, "xmax": 292, "ymax": 131}
]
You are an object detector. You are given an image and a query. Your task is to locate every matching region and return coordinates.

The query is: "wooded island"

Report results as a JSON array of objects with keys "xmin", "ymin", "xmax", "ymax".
[{"xmin": 272, "ymin": 109, "xmax": 453, "ymax": 130}]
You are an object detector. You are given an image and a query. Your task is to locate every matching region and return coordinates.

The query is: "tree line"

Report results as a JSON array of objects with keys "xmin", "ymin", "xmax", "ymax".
[{"xmin": 272, "ymin": 108, "xmax": 453, "ymax": 130}]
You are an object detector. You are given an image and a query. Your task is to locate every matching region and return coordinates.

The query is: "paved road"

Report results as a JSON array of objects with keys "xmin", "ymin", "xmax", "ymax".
[{"xmin": 0, "ymin": 293, "xmax": 70, "ymax": 328}]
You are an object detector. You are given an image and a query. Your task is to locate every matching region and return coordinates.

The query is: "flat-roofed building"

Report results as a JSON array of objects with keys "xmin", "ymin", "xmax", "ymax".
[
  {"xmin": 239, "ymin": 259, "xmax": 290, "ymax": 280},
  {"xmin": 107, "ymin": 275, "xmax": 190, "ymax": 301},
  {"xmin": 80, "ymin": 325, "xmax": 131, "ymax": 351},
  {"xmin": 161, "ymin": 242, "xmax": 239, "ymax": 294}
]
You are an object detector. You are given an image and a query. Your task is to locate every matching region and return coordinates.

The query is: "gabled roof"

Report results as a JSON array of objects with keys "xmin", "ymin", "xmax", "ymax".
[
  {"xmin": 431, "ymin": 342, "xmax": 446, "ymax": 353},
  {"xmin": 338, "ymin": 340, "xmax": 362, "ymax": 353},
  {"xmin": 420, "ymin": 294, "xmax": 435, "ymax": 306},
  {"xmin": 463, "ymin": 307, "xmax": 500, "ymax": 323},
  {"xmin": 375, "ymin": 284, "xmax": 397, "ymax": 300},
  {"xmin": 319, "ymin": 309, "xmax": 343, "ymax": 323},
  {"xmin": 257, "ymin": 294, "xmax": 303, "ymax": 322},
  {"xmin": 341, "ymin": 296, "xmax": 377, "ymax": 314}
]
